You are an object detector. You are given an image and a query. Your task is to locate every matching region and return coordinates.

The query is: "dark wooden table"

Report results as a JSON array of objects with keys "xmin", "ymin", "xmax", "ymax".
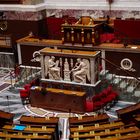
[{"xmin": 30, "ymin": 87, "xmax": 86, "ymax": 113}]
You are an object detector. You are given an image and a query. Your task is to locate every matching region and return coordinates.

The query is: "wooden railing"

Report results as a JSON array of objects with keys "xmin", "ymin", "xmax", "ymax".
[{"xmin": 116, "ymin": 102, "xmax": 140, "ymax": 119}]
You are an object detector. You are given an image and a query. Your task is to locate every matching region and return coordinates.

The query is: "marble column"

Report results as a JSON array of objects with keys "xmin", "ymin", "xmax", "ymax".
[
  {"xmin": 41, "ymin": 55, "xmax": 45, "ymax": 79},
  {"xmin": 90, "ymin": 57, "xmax": 95, "ymax": 85},
  {"xmin": 17, "ymin": 43, "xmax": 22, "ymax": 65},
  {"xmin": 101, "ymin": 50, "xmax": 106, "ymax": 71}
]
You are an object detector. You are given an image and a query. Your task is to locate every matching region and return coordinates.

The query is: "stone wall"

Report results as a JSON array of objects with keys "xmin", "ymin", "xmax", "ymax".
[
  {"xmin": 1, "ymin": 0, "xmax": 140, "ymax": 20},
  {"xmin": 45, "ymin": 9, "xmax": 140, "ymax": 19}
]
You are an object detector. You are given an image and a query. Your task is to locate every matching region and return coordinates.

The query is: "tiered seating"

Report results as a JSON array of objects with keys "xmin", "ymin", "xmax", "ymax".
[
  {"xmin": 0, "ymin": 126, "xmax": 52, "ymax": 139},
  {"xmin": 69, "ymin": 113, "xmax": 140, "ymax": 140},
  {"xmin": 70, "ymin": 123, "xmax": 139, "ymax": 139},
  {"xmin": 19, "ymin": 115, "xmax": 59, "ymax": 140},
  {"xmin": 69, "ymin": 113, "xmax": 109, "ymax": 126},
  {"xmin": 0, "ymin": 108, "xmax": 140, "ymax": 140},
  {"xmin": 116, "ymin": 102, "xmax": 140, "ymax": 123},
  {"xmin": 0, "ymin": 113, "xmax": 59, "ymax": 140},
  {"xmin": 85, "ymin": 86, "xmax": 118, "ymax": 112},
  {"xmin": 133, "ymin": 114, "xmax": 140, "ymax": 129},
  {"xmin": 0, "ymin": 110, "xmax": 14, "ymax": 127},
  {"xmin": 0, "ymin": 122, "xmax": 58, "ymax": 139}
]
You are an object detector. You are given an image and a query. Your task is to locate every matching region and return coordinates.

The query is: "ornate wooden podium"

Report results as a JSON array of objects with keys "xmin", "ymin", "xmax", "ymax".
[
  {"xmin": 27, "ymin": 47, "xmax": 101, "ymax": 112},
  {"xmin": 27, "ymin": 17, "xmax": 102, "ymax": 113},
  {"xmin": 61, "ymin": 16, "xmax": 101, "ymax": 46}
]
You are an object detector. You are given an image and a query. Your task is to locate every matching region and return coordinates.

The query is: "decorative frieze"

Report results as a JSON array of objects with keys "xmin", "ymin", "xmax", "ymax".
[{"xmin": 40, "ymin": 48, "xmax": 101, "ymax": 86}]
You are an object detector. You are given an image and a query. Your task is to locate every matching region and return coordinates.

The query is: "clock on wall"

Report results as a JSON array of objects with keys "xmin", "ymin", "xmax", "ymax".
[
  {"xmin": 0, "ymin": 12, "xmax": 7, "ymax": 32},
  {"xmin": 0, "ymin": 21, "xmax": 8, "ymax": 31}
]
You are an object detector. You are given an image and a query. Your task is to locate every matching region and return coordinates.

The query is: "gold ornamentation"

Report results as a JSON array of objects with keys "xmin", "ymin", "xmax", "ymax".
[{"xmin": 0, "ymin": 21, "xmax": 7, "ymax": 31}]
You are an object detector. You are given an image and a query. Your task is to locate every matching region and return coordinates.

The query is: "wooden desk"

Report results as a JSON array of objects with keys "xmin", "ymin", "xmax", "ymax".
[
  {"xmin": 119, "ymin": 133, "xmax": 140, "ymax": 140},
  {"xmin": 116, "ymin": 102, "xmax": 140, "ymax": 119},
  {"xmin": 30, "ymin": 87, "xmax": 86, "ymax": 113},
  {"xmin": 2, "ymin": 124, "xmax": 56, "ymax": 139},
  {"xmin": 70, "ymin": 121, "xmax": 125, "ymax": 133},
  {"xmin": 61, "ymin": 23, "xmax": 101, "ymax": 45},
  {"xmin": 69, "ymin": 113, "xmax": 109, "ymax": 125},
  {"xmin": 70, "ymin": 126, "xmax": 139, "ymax": 139},
  {"xmin": 134, "ymin": 115, "xmax": 140, "ymax": 128},
  {"xmin": 19, "ymin": 115, "xmax": 59, "ymax": 125},
  {"xmin": 19, "ymin": 115, "xmax": 59, "ymax": 140},
  {"xmin": 3, "ymin": 124, "xmax": 55, "ymax": 133},
  {"xmin": 88, "ymin": 133, "xmax": 140, "ymax": 140},
  {"xmin": 0, "ymin": 132, "xmax": 51, "ymax": 139},
  {"xmin": 40, "ymin": 47, "xmax": 97, "ymax": 56},
  {"xmin": 0, "ymin": 111, "xmax": 14, "ymax": 126}
]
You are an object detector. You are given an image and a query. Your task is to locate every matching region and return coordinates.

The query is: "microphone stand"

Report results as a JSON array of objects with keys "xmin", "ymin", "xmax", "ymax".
[{"xmin": 6, "ymin": 95, "xmax": 10, "ymax": 112}]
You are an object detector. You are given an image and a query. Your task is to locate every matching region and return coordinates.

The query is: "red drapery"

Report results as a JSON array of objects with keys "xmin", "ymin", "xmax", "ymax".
[
  {"xmin": 114, "ymin": 19, "xmax": 140, "ymax": 40},
  {"xmin": 46, "ymin": 17, "xmax": 77, "ymax": 40}
]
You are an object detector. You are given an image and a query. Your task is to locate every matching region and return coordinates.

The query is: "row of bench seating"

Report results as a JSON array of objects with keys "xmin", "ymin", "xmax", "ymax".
[
  {"xmin": 69, "ymin": 102, "xmax": 140, "ymax": 140},
  {"xmin": 70, "ymin": 122, "xmax": 139, "ymax": 139},
  {"xmin": 0, "ymin": 101, "xmax": 140, "ymax": 140},
  {"xmin": 0, "ymin": 111, "xmax": 59, "ymax": 140}
]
